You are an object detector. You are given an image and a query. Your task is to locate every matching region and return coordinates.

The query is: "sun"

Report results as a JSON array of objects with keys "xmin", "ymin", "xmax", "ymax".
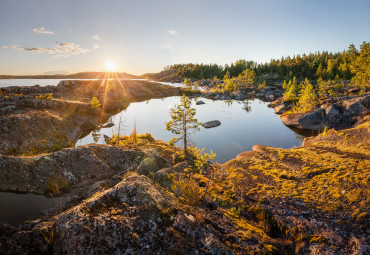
[{"xmin": 105, "ymin": 60, "xmax": 116, "ymax": 72}]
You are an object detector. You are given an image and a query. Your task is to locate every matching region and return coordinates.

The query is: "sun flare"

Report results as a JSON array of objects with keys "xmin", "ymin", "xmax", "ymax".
[{"xmin": 105, "ymin": 60, "xmax": 116, "ymax": 71}]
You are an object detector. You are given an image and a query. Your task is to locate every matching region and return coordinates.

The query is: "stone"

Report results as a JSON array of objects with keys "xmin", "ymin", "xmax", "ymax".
[
  {"xmin": 274, "ymin": 104, "xmax": 286, "ymax": 114},
  {"xmin": 136, "ymin": 156, "xmax": 160, "ymax": 175},
  {"xmin": 196, "ymin": 100, "xmax": 205, "ymax": 105},
  {"xmin": 153, "ymin": 168, "xmax": 175, "ymax": 188},
  {"xmin": 298, "ymin": 108, "xmax": 326, "ymax": 130},
  {"xmin": 324, "ymin": 104, "xmax": 342, "ymax": 126},
  {"xmin": 203, "ymin": 120, "xmax": 221, "ymax": 128}
]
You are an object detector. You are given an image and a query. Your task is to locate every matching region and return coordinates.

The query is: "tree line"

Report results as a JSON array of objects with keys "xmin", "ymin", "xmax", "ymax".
[{"xmin": 161, "ymin": 41, "xmax": 370, "ymax": 86}]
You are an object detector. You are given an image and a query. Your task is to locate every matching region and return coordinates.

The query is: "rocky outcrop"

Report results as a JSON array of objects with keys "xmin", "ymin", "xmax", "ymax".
[
  {"xmin": 0, "ymin": 144, "xmax": 146, "ymax": 195},
  {"xmin": 0, "ymin": 121, "xmax": 369, "ymax": 254},
  {"xmin": 0, "ymin": 176, "xmax": 246, "ymax": 254},
  {"xmin": 279, "ymin": 94, "xmax": 370, "ymax": 130}
]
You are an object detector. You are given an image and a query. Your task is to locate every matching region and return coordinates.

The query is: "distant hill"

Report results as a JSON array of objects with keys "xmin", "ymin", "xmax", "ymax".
[{"xmin": 0, "ymin": 72, "xmax": 140, "ymax": 80}]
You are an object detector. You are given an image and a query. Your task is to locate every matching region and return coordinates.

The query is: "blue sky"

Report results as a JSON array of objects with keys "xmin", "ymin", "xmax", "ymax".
[{"xmin": 0, "ymin": 0, "xmax": 369, "ymax": 75}]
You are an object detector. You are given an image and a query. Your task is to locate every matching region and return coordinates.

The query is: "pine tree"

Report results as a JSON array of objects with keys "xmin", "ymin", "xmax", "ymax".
[
  {"xmin": 296, "ymin": 78, "xmax": 318, "ymax": 112},
  {"xmin": 166, "ymin": 95, "xmax": 202, "ymax": 156},
  {"xmin": 283, "ymin": 79, "xmax": 298, "ymax": 101}
]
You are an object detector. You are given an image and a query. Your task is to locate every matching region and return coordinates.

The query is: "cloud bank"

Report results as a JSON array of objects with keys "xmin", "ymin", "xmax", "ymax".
[{"xmin": 33, "ymin": 27, "xmax": 55, "ymax": 34}]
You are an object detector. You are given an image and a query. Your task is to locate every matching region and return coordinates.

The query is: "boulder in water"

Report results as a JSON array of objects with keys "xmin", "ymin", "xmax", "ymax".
[{"xmin": 202, "ymin": 120, "xmax": 221, "ymax": 128}]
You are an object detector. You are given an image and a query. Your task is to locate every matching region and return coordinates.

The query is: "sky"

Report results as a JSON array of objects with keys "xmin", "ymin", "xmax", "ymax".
[{"xmin": 0, "ymin": 0, "xmax": 369, "ymax": 75}]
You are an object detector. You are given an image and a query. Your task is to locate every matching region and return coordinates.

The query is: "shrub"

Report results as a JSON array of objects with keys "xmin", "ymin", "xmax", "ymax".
[
  {"xmin": 137, "ymin": 133, "xmax": 155, "ymax": 142},
  {"xmin": 224, "ymin": 79, "xmax": 237, "ymax": 92},
  {"xmin": 90, "ymin": 97, "xmax": 101, "ymax": 109},
  {"xmin": 172, "ymin": 176, "xmax": 200, "ymax": 205},
  {"xmin": 36, "ymin": 93, "xmax": 54, "ymax": 100}
]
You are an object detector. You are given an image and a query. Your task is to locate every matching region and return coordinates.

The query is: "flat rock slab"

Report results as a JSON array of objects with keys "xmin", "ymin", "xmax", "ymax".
[
  {"xmin": 196, "ymin": 100, "xmax": 205, "ymax": 105},
  {"xmin": 203, "ymin": 120, "xmax": 221, "ymax": 128}
]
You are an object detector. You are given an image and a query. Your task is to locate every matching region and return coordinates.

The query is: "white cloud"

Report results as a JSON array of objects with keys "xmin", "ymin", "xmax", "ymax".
[
  {"xmin": 3, "ymin": 42, "xmax": 90, "ymax": 57},
  {"xmin": 167, "ymin": 30, "xmax": 177, "ymax": 35},
  {"xmin": 94, "ymin": 44, "xmax": 100, "ymax": 49},
  {"xmin": 3, "ymin": 45, "xmax": 21, "ymax": 50},
  {"xmin": 162, "ymin": 46, "xmax": 174, "ymax": 52},
  {"xmin": 91, "ymin": 35, "xmax": 101, "ymax": 40},
  {"xmin": 33, "ymin": 27, "xmax": 55, "ymax": 34}
]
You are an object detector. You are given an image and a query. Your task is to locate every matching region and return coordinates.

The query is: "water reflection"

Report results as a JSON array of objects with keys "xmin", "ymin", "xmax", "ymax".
[{"xmin": 77, "ymin": 97, "xmax": 303, "ymax": 163}]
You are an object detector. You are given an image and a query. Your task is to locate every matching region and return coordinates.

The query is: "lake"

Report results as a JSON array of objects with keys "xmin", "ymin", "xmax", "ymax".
[{"xmin": 77, "ymin": 96, "xmax": 303, "ymax": 163}]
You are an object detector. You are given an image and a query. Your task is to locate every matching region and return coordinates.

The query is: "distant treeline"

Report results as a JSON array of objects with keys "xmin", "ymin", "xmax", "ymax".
[
  {"xmin": 0, "ymin": 72, "xmax": 138, "ymax": 80},
  {"xmin": 160, "ymin": 41, "xmax": 370, "ymax": 84}
]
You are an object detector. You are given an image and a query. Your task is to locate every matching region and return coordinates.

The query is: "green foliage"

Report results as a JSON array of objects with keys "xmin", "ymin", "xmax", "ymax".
[
  {"xmin": 90, "ymin": 97, "xmax": 101, "ymax": 109},
  {"xmin": 158, "ymin": 42, "xmax": 370, "ymax": 86},
  {"xmin": 294, "ymin": 78, "xmax": 318, "ymax": 112},
  {"xmin": 36, "ymin": 93, "xmax": 54, "ymax": 100},
  {"xmin": 238, "ymin": 68, "xmax": 256, "ymax": 85},
  {"xmin": 257, "ymin": 80, "xmax": 266, "ymax": 90},
  {"xmin": 349, "ymin": 42, "xmax": 370, "ymax": 86},
  {"xmin": 283, "ymin": 78, "xmax": 299, "ymax": 101},
  {"xmin": 166, "ymin": 95, "xmax": 202, "ymax": 156},
  {"xmin": 282, "ymin": 80, "xmax": 287, "ymax": 90},
  {"xmin": 182, "ymin": 78, "xmax": 193, "ymax": 90},
  {"xmin": 161, "ymin": 60, "xmax": 256, "ymax": 80},
  {"xmin": 224, "ymin": 79, "xmax": 237, "ymax": 92},
  {"xmin": 191, "ymin": 146, "xmax": 216, "ymax": 174},
  {"xmin": 137, "ymin": 133, "xmax": 155, "ymax": 142},
  {"xmin": 171, "ymin": 175, "xmax": 200, "ymax": 205}
]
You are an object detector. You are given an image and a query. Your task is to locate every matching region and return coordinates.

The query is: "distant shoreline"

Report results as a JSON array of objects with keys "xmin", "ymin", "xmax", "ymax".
[{"xmin": 0, "ymin": 71, "xmax": 139, "ymax": 80}]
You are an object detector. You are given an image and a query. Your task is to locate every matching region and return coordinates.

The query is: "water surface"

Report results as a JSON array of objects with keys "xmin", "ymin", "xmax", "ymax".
[
  {"xmin": 77, "ymin": 97, "xmax": 303, "ymax": 163},
  {"xmin": 0, "ymin": 192, "xmax": 62, "ymax": 226}
]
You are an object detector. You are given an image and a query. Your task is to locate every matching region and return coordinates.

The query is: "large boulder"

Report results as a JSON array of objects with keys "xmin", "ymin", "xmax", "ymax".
[
  {"xmin": 343, "ymin": 95, "xmax": 370, "ymax": 116},
  {"xmin": 323, "ymin": 104, "xmax": 342, "ymax": 126},
  {"xmin": 136, "ymin": 156, "xmax": 160, "ymax": 175},
  {"xmin": 298, "ymin": 108, "xmax": 326, "ymax": 130},
  {"xmin": 153, "ymin": 167, "xmax": 175, "ymax": 188}
]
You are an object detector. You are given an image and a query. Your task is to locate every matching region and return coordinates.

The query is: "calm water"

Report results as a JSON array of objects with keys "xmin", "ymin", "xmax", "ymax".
[
  {"xmin": 0, "ymin": 78, "xmax": 183, "ymax": 88},
  {"xmin": 0, "ymin": 79, "xmax": 101, "ymax": 88},
  {"xmin": 77, "ymin": 97, "xmax": 303, "ymax": 163},
  {"xmin": 0, "ymin": 192, "xmax": 63, "ymax": 226}
]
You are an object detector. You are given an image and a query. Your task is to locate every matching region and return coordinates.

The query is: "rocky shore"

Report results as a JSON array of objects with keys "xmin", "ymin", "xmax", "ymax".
[
  {"xmin": 270, "ymin": 93, "xmax": 370, "ymax": 131},
  {"xmin": 0, "ymin": 121, "xmax": 368, "ymax": 254},
  {"xmin": 0, "ymin": 79, "xmax": 369, "ymax": 254},
  {"xmin": 0, "ymin": 80, "xmax": 179, "ymax": 155}
]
